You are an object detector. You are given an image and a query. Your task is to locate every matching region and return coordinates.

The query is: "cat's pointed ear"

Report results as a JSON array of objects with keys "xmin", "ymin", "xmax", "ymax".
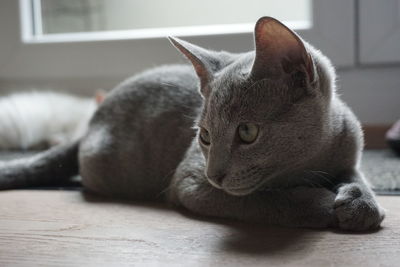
[
  {"xmin": 169, "ymin": 36, "xmax": 214, "ymax": 98},
  {"xmin": 250, "ymin": 17, "xmax": 314, "ymax": 82}
]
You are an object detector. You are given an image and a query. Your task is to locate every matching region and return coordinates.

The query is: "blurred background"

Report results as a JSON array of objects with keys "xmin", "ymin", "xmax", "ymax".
[{"xmin": 0, "ymin": 0, "xmax": 399, "ymax": 146}]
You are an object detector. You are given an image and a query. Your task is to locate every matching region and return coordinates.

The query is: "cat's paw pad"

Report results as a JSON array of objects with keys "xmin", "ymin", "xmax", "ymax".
[{"xmin": 334, "ymin": 184, "xmax": 385, "ymax": 231}]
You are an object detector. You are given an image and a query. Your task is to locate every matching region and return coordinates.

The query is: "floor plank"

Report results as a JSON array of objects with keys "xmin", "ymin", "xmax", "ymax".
[{"xmin": 0, "ymin": 190, "xmax": 399, "ymax": 267}]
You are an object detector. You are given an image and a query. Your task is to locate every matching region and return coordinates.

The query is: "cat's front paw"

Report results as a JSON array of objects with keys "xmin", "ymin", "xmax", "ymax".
[{"xmin": 334, "ymin": 184, "xmax": 385, "ymax": 231}]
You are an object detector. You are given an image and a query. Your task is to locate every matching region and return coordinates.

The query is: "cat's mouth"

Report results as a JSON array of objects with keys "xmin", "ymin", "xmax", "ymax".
[
  {"xmin": 205, "ymin": 167, "xmax": 273, "ymax": 196},
  {"xmin": 206, "ymin": 175, "xmax": 261, "ymax": 196}
]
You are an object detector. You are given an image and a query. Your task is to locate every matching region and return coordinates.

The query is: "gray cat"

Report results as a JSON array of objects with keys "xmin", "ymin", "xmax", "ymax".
[{"xmin": 0, "ymin": 17, "xmax": 384, "ymax": 231}]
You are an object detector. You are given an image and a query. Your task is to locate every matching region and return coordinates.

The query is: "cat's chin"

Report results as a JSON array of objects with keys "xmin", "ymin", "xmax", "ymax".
[
  {"xmin": 206, "ymin": 176, "xmax": 266, "ymax": 196},
  {"xmin": 206, "ymin": 179, "xmax": 258, "ymax": 196},
  {"xmin": 223, "ymin": 186, "xmax": 259, "ymax": 196},
  {"xmin": 206, "ymin": 178, "xmax": 223, "ymax": 189}
]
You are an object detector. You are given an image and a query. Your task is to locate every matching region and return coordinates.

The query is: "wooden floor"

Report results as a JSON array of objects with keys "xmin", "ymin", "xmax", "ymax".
[{"xmin": 0, "ymin": 191, "xmax": 399, "ymax": 267}]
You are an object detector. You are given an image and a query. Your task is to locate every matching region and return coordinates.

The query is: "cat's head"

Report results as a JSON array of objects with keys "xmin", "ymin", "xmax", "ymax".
[{"xmin": 170, "ymin": 17, "xmax": 334, "ymax": 196}]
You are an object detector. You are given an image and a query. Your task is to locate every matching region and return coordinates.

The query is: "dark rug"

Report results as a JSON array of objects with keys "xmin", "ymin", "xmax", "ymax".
[
  {"xmin": 0, "ymin": 150, "xmax": 399, "ymax": 195},
  {"xmin": 361, "ymin": 150, "xmax": 400, "ymax": 195}
]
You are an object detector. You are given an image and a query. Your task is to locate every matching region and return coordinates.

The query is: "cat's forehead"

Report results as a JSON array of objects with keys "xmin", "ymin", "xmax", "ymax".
[
  {"xmin": 202, "ymin": 76, "xmax": 292, "ymax": 129},
  {"xmin": 209, "ymin": 56, "xmax": 253, "ymax": 100},
  {"xmin": 199, "ymin": 52, "xmax": 298, "ymax": 128}
]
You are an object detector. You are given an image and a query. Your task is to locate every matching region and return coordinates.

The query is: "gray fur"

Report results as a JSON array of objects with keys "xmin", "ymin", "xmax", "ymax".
[
  {"xmin": 0, "ymin": 141, "xmax": 79, "ymax": 188},
  {"xmin": 0, "ymin": 17, "xmax": 384, "ymax": 231}
]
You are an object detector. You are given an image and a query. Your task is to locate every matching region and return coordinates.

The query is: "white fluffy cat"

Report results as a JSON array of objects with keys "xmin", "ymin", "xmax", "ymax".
[{"xmin": 0, "ymin": 91, "xmax": 102, "ymax": 150}]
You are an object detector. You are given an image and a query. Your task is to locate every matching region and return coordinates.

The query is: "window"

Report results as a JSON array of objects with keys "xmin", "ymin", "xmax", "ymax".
[{"xmin": 28, "ymin": 0, "xmax": 311, "ymax": 41}]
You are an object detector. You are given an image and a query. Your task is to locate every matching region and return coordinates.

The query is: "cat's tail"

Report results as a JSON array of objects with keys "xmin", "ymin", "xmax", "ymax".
[{"xmin": 0, "ymin": 141, "xmax": 79, "ymax": 189}]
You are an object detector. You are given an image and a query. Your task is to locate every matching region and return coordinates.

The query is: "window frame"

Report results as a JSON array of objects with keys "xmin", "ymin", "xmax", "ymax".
[{"xmin": 24, "ymin": 0, "xmax": 313, "ymax": 43}]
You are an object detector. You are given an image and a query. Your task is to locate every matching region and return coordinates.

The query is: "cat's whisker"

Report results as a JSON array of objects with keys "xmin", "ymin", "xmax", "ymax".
[
  {"xmin": 156, "ymin": 169, "xmax": 178, "ymax": 198},
  {"xmin": 308, "ymin": 170, "xmax": 335, "ymax": 186},
  {"xmin": 157, "ymin": 184, "xmax": 172, "ymax": 198},
  {"xmin": 302, "ymin": 177, "xmax": 319, "ymax": 188}
]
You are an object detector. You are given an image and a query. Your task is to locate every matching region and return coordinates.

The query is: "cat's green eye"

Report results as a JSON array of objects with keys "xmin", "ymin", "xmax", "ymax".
[
  {"xmin": 199, "ymin": 128, "xmax": 211, "ymax": 145},
  {"xmin": 238, "ymin": 123, "xmax": 259, "ymax": 144}
]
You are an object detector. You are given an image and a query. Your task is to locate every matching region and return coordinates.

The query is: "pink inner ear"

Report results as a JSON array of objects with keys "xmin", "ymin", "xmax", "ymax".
[
  {"xmin": 256, "ymin": 21, "xmax": 301, "ymax": 62},
  {"xmin": 189, "ymin": 58, "xmax": 210, "ymax": 89},
  {"xmin": 252, "ymin": 17, "xmax": 313, "ymax": 81}
]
